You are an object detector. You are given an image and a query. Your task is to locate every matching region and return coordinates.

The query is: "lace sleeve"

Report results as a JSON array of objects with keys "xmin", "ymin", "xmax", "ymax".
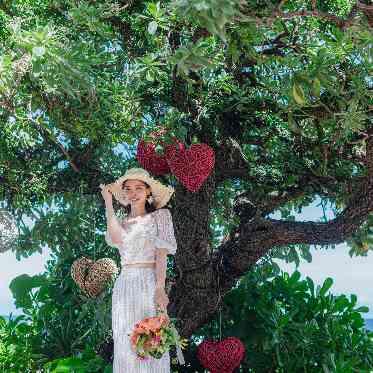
[
  {"xmin": 105, "ymin": 213, "xmax": 124, "ymax": 249},
  {"xmin": 152, "ymin": 209, "xmax": 177, "ymax": 255}
]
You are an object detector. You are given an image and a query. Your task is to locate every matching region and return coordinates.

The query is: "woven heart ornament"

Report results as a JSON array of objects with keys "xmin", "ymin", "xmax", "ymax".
[
  {"xmin": 71, "ymin": 257, "xmax": 118, "ymax": 298},
  {"xmin": 165, "ymin": 143, "xmax": 215, "ymax": 192},
  {"xmin": 137, "ymin": 138, "xmax": 185, "ymax": 176},
  {"xmin": 197, "ymin": 337, "xmax": 245, "ymax": 373}
]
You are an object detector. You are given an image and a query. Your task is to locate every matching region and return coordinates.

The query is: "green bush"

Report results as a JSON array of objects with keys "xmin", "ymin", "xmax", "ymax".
[
  {"xmin": 43, "ymin": 346, "xmax": 112, "ymax": 373},
  {"xmin": 0, "ymin": 314, "xmax": 46, "ymax": 372},
  {"xmin": 2, "ymin": 261, "xmax": 372, "ymax": 372},
  {"xmin": 0, "ymin": 312, "xmax": 111, "ymax": 372},
  {"xmin": 188, "ymin": 269, "xmax": 373, "ymax": 372},
  {"xmin": 1, "ymin": 262, "xmax": 113, "ymax": 372}
]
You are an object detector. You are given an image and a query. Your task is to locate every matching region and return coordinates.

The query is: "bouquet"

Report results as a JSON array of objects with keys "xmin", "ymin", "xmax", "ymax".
[{"xmin": 129, "ymin": 310, "xmax": 187, "ymax": 363}]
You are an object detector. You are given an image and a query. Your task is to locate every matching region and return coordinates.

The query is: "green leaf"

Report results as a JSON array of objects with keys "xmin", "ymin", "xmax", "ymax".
[
  {"xmin": 287, "ymin": 112, "xmax": 302, "ymax": 134},
  {"xmin": 9, "ymin": 274, "xmax": 48, "ymax": 309},
  {"xmin": 319, "ymin": 277, "xmax": 333, "ymax": 297},
  {"xmin": 104, "ymin": 365, "xmax": 113, "ymax": 373},
  {"xmin": 145, "ymin": 70, "xmax": 154, "ymax": 81},
  {"xmin": 306, "ymin": 276, "xmax": 315, "ymax": 296},
  {"xmin": 350, "ymin": 293, "xmax": 357, "ymax": 306},
  {"xmin": 292, "ymin": 83, "xmax": 306, "ymax": 106},
  {"xmin": 148, "ymin": 21, "xmax": 158, "ymax": 35},
  {"xmin": 51, "ymin": 357, "xmax": 86, "ymax": 372},
  {"xmin": 312, "ymin": 77, "xmax": 321, "ymax": 97},
  {"xmin": 289, "ymin": 270, "xmax": 301, "ymax": 284}
]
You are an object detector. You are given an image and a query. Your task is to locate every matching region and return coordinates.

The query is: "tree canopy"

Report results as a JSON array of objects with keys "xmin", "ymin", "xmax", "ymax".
[{"xmin": 1, "ymin": 0, "xmax": 372, "ymax": 342}]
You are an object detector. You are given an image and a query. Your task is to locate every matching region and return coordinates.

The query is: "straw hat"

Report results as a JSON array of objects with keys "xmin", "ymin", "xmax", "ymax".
[{"xmin": 107, "ymin": 168, "xmax": 174, "ymax": 209}]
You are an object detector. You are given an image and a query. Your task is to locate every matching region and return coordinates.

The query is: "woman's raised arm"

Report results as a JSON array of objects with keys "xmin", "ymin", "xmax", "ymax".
[{"xmin": 100, "ymin": 184, "xmax": 123, "ymax": 248}]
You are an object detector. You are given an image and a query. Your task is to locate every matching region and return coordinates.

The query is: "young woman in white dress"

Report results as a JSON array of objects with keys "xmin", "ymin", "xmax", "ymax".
[{"xmin": 100, "ymin": 168, "xmax": 178, "ymax": 373}]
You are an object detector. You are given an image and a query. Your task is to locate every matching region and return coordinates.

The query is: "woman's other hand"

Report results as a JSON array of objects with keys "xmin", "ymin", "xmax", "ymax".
[{"xmin": 154, "ymin": 286, "xmax": 169, "ymax": 316}]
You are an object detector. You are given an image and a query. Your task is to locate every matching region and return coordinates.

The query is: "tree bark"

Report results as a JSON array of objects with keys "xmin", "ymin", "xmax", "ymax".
[
  {"xmin": 168, "ymin": 134, "xmax": 373, "ymax": 337},
  {"xmin": 168, "ymin": 168, "xmax": 217, "ymax": 337}
]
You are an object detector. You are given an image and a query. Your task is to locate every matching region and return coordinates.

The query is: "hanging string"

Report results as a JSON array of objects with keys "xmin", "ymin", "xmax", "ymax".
[
  {"xmin": 216, "ymin": 254, "xmax": 223, "ymax": 342},
  {"xmin": 93, "ymin": 201, "xmax": 96, "ymax": 262},
  {"xmin": 219, "ymin": 303, "xmax": 222, "ymax": 342},
  {"xmin": 86, "ymin": 187, "xmax": 97, "ymax": 262},
  {"xmin": 78, "ymin": 182, "xmax": 96, "ymax": 261}
]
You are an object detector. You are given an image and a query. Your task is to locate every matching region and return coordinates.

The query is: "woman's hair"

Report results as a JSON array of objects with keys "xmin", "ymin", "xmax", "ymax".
[{"xmin": 121, "ymin": 180, "xmax": 157, "ymax": 215}]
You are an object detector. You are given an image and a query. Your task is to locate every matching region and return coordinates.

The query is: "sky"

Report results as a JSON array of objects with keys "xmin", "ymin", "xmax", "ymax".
[{"xmin": 1, "ymin": 201, "xmax": 373, "ymax": 318}]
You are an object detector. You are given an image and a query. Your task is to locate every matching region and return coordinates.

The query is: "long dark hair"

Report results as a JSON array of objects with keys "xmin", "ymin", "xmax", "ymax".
[{"xmin": 122, "ymin": 180, "xmax": 157, "ymax": 215}]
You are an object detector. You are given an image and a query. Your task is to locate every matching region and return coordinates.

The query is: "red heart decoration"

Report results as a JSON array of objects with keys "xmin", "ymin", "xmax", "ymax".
[
  {"xmin": 197, "ymin": 337, "xmax": 245, "ymax": 373},
  {"xmin": 137, "ymin": 137, "xmax": 185, "ymax": 176},
  {"xmin": 165, "ymin": 143, "xmax": 215, "ymax": 192},
  {"xmin": 137, "ymin": 139, "xmax": 170, "ymax": 175}
]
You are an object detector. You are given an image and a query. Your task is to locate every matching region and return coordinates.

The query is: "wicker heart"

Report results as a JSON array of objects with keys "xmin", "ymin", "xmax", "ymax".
[
  {"xmin": 165, "ymin": 143, "xmax": 215, "ymax": 192},
  {"xmin": 137, "ymin": 138, "xmax": 185, "ymax": 176},
  {"xmin": 197, "ymin": 337, "xmax": 245, "ymax": 373},
  {"xmin": 71, "ymin": 257, "xmax": 118, "ymax": 298}
]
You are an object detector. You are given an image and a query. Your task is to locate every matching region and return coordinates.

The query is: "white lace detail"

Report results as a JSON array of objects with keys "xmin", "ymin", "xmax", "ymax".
[
  {"xmin": 105, "ymin": 225, "xmax": 121, "ymax": 249},
  {"xmin": 105, "ymin": 209, "xmax": 177, "ymax": 266},
  {"xmin": 151, "ymin": 209, "xmax": 177, "ymax": 255}
]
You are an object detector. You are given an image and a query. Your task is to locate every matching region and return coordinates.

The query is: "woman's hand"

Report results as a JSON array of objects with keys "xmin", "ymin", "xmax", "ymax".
[{"xmin": 100, "ymin": 184, "xmax": 113, "ymax": 203}]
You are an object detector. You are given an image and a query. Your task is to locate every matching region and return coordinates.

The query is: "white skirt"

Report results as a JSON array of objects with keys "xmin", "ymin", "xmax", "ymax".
[{"xmin": 112, "ymin": 267, "xmax": 171, "ymax": 373}]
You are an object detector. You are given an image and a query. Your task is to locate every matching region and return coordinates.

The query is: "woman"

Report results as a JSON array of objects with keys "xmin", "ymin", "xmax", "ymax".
[{"xmin": 100, "ymin": 167, "xmax": 177, "ymax": 373}]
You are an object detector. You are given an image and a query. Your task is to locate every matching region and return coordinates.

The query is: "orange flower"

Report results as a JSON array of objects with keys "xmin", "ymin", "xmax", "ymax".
[
  {"xmin": 130, "ymin": 314, "xmax": 175, "ymax": 360},
  {"xmin": 137, "ymin": 315, "xmax": 167, "ymax": 333},
  {"xmin": 130, "ymin": 332, "xmax": 140, "ymax": 347},
  {"xmin": 135, "ymin": 325, "xmax": 151, "ymax": 335}
]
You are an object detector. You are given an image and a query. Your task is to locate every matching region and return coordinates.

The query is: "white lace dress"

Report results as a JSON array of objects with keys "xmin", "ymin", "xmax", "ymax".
[{"xmin": 105, "ymin": 208, "xmax": 177, "ymax": 373}]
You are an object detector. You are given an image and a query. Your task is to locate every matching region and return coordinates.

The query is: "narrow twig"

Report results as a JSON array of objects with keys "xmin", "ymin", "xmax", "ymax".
[{"xmin": 28, "ymin": 115, "xmax": 80, "ymax": 173}]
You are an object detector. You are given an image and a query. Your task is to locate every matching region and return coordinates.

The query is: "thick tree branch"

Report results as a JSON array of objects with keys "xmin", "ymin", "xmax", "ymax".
[
  {"xmin": 214, "ymin": 133, "xmax": 373, "ymax": 295},
  {"xmin": 165, "ymin": 132, "xmax": 373, "ymax": 338},
  {"xmin": 168, "ymin": 131, "xmax": 369, "ymax": 336}
]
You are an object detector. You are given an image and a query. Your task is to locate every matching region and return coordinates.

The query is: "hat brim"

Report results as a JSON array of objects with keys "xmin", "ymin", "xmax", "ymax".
[{"xmin": 107, "ymin": 174, "xmax": 174, "ymax": 209}]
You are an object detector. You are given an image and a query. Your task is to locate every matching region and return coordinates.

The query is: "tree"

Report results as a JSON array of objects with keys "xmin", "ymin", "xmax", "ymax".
[{"xmin": 0, "ymin": 0, "xmax": 372, "ymax": 343}]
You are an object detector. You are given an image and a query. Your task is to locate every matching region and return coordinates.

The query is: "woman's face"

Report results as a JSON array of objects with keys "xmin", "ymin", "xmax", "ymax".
[{"xmin": 122, "ymin": 179, "xmax": 151, "ymax": 207}]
